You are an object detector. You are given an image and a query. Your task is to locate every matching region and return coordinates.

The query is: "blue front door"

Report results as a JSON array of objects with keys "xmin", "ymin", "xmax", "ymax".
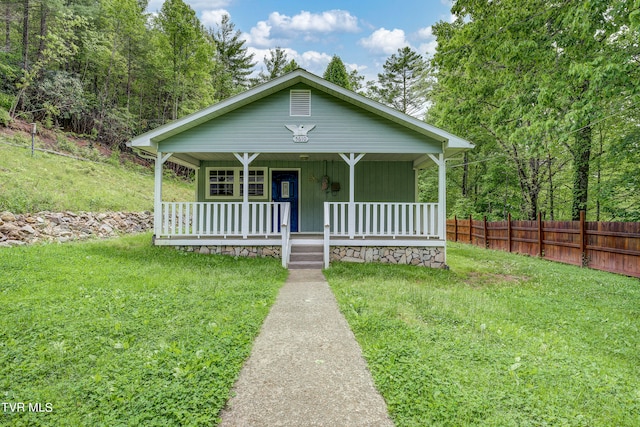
[{"xmin": 272, "ymin": 171, "xmax": 299, "ymax": 232}]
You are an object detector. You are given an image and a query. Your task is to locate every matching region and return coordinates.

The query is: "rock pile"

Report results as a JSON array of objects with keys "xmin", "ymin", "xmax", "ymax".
[{"xmin": 0, "ymin": 211, "xmax": 153, "ymax": 247}]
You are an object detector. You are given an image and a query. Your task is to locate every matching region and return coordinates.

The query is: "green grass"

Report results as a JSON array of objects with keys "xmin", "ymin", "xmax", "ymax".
[
  {"xmin": 0, "ymin": 142, "xmax": 193, "ymax": 213},
  {"xmin": 0, "ymin": 234, "xmax": 288, "ymax": 426},
  {"xmin": 325, "ymin": 243, "xmax": 640, "ymax": 427}
]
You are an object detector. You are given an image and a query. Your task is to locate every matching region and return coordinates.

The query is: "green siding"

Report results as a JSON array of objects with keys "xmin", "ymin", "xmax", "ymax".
[
  {"xmin": 159, "ymin": 83, "xmax": 442, "ymax": 154},
  {"xmin": 197, "ymin": 160, "xmax": 415, "ymax": 232}
]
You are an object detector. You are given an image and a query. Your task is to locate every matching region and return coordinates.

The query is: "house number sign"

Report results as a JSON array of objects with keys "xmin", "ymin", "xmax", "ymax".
[{"xmin": 285, "ymin": 124, "xmax": 316, "ymax": 143}]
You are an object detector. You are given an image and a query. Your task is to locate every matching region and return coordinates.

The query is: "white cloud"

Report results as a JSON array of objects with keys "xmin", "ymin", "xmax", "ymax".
[
  {"xmin": 243, "ymin": 21, "xmax": 274, "ymax": 47},
  {"xmin": 359, "ymin": 28, "xmax": 408, "ymax": 55},
  {"xmin": 345, "ymin": 62, "xmax": 367, "ymax": 73},
  {"xmin": 417, "ymin": 26, "xmax": 438, "ymax": 57},
  {"xmin": 269, "ymin": 10, "xmax": 359, "ymax": 33},
  {"xmin": 244, "ymin": 9, "xmax": 359, "ymax": 47},
  {"xmin": 417, "ymin": 26, "xmax": 433, "ymax": 39},
  {"xmin": 299, "ymin": 51, "xmax": 333, "ymax": 69},
  {"xmin": 201, "ymin": 9, "xmax": 230, "ymax": 28}
]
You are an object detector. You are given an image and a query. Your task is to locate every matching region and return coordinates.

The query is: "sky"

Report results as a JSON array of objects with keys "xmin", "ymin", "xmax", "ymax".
[{"xmin": 145, "ymin": 0, "xmax": 455, "ymax": 82}]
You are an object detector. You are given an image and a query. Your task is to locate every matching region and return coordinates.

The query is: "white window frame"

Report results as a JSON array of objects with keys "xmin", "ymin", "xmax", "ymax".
[{"xmin": 205, "ymin": 167, "xmax": 269, "ymax": 200}]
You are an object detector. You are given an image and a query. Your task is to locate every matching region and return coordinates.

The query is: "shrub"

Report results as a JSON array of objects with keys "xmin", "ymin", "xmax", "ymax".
[
  {"xmin": 0, "ymin": 92, "xmax": 15, "ymax": 110},
  {"xmin": 0, "ymin": 107, "xmax": 11, "ymax": 127}
]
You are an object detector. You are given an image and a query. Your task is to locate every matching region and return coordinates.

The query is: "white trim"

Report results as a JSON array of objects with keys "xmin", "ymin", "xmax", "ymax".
[
  {"xmin": 438, "ymin": 152, "xmax": 446, "ymax": 244},
  {"xmin": 153, "ymin": 152, "xmax": 173, "ymax": 236},
  {"xmin": 154, "ymin": 238, "xmax": 283, "ymax": 246},
  {"xmin": 339, "ymin": 153, "xmax": 366, "ymax": 239}
]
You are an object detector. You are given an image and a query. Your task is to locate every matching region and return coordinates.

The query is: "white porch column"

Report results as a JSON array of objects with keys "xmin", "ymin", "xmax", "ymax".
[
  {"xmin": 233, "ymin": 152, "xmax": 260, "ymax": 238},
  {"xmin": 438, "ymin": 153, "xmax": 446, "ymax": 241},
  {"xmin": 339, "ymin": 153, "xmax": 365, "ymax": 238},
  {"xmin": 428, "ymin": 153, "xmax": 447, "ymax": 241},
  {"xmin": 154, "ymin": 151, "xmax": 173, "ymax": 237}
]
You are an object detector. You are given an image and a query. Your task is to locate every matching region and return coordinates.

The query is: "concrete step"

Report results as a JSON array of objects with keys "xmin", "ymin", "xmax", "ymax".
[
  {"xmin": 290, "ymin": 252, "xmax": 323, "ymax": 262},
  {"xmin": 290, "ymin": 244, "xmax": 323, "ymax": 254},
  {"xmin": 288, "ymin": 243, "xmax": 324, "ymax": 269},
  {"xmin": 288, "ymin": 260, "xmax": 324, "ymax": 269}
]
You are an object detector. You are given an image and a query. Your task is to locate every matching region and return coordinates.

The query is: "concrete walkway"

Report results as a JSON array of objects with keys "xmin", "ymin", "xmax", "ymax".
[{"xmin": 218, "ymin": 269, "xmax": 394, "ymax": 427}]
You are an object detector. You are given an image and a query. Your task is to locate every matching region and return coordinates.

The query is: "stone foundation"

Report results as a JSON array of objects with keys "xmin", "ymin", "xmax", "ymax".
[
  {"xmin": 175, "ymin": 245, "xmax": 282, "ymax": 259},
  {"xmin": 330, "ymin": 246, "xmax": 446, "ymax": 268},
  {"xmin": 0, "ymin": 210, "xmax": 153, "ymax": 247}
]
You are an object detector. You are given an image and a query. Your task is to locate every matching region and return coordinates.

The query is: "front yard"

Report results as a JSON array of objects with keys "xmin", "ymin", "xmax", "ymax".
[
  {"xmin": 2, "ymin": 236, "xmax": 638, "ymax": 426},
  {"xmin": 0, "ymin": 234, "xmax": 287, "ymax": 426},
  {"xmin": 325, "ymin": 243, "xmax": 640, "ymax": 426}
]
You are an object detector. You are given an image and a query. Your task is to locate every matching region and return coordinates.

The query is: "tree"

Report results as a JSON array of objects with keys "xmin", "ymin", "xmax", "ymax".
[
  {"xmin": 210, "ymin": 14, "xmax": 255, "ymax": 100},
  {"xmin": 348, "ymin": 69, "xmax": 365, "ymax": 93},
  {"xmin": 155, "ymin": 0, "xmax": 214, "ymax": 120},
  {"xmin": 252, "ymin": 47, "xmax": 297, "ymax": 84},
  {"xmin": 282, "ymin": 58, "xmax": 299, "ymax": 74},
  {"xmin": 323, "ymin": 55, "xmax": 351, "ymax": 90},
  {"xmin": 428, "ymin": 0, "xmax": 639, "ymax": 220},
  {"xmin": 367, "ymin": 46, "xmax": 428, "ymax": 117}
]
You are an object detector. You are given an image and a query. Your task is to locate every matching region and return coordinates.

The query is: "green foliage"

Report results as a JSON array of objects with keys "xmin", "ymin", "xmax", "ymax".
[
  {"xmin": 0, "ymin": 93, "xmax": 15, "ymax": 111},
  {"xmin": 210, "ymin": 14, "xmax": 256, "ymax": 100},
  {"xmin": 429, "ymin": 0, "xmax": 640, "ymax": 221},
  {"xmin": 0, "ymin": 234, "xmax": 287, "ymax": 426},
  {"xmin": 3, "ymin": 0, "xmax": 220, "ymax": 145},
  {"xmin": 0, "ymin": 107, "xmax": 11, "ymax": 127},
  {"xmin": 326, "ymin": 244, "xmax": 640, "ymax": 426},
  {"xmin": 155, "ymin": 0, "xmax": 214, "ymax": 120},
  {"xmin": 252, "ymin": 47, "xmax": 296, "ymax": 84},
  {"xmin": 0, "ymin": 142, "xmax": 192, "ymax": 213},
  {"xmin": 367, "ymin": 47, "xmax": 429, "ymax": 117},
  {"xmin": 323, "ymin": 55, "xmax": 352, "ymax": 90}
]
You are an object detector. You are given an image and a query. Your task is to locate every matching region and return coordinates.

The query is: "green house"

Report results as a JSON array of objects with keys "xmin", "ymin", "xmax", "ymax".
[{"xmin": 128, "ymin": 69, "xmax": 473, "ymax": 268}]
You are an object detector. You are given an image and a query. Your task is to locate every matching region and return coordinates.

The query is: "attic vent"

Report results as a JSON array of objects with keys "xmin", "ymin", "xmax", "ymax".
[{"xmin": 290, "ymin": 90, "xmax": 311, "ymax": 116}]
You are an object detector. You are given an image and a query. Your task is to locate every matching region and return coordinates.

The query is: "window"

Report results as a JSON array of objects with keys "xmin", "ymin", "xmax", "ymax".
[
  {"xmin": 209, "ymin": 169, "xmax": 234, "ymax": 196},
  {"xmin": 206, "ymin": 168, "xmax": 268, "ymax": 199},
  {"xmin": 290, "ymin": 90, "xmax": 311, "ymax": 116},
  {"xmin": 240, "ymin": 169, "xmax": 266, "ymax": 197}
]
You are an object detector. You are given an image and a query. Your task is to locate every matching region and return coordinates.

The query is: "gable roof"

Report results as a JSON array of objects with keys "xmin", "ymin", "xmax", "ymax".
[{"xmin": 128, "ymin": 69, "xmax": 473, "ymax": 164}]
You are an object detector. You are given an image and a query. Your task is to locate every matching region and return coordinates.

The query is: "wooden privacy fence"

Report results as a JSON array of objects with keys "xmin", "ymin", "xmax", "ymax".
[{"xmin": 447, "ymin": 212, "xmax": 640, "ymax": 278}]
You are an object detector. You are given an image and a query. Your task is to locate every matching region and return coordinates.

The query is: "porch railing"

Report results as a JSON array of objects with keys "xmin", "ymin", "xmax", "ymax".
[
  {"xmin": 324, "ymin": 202, "xmax": 440, "ymax": 238},
  {"xmin": 159, "ymin": 202, "xmax": 290, "ymax": 238}
]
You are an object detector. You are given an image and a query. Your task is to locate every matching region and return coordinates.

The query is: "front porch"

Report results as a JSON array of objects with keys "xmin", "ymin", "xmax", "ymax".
[{"xmin": 154, "ymin": 200, "xmax": 445, "ymax": 268}]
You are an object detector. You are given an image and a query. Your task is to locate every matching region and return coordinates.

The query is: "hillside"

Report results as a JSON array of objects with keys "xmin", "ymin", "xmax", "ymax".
[{"xmin": 0, "ymin": 122, "xmax": 193, "ymax": 214}]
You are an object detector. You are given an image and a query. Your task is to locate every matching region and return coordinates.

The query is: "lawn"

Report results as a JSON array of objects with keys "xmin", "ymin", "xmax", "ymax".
[
  {"xmin": 325, "ymin": 243, "xmax": 640, "ymax": 427},
  {"xmin": 0, "ymin": 234, "xmax": 287, "ymax": 426},
  {"xmin": 0, "ymin": 143, "xmax": 193, "ymax": 214}
]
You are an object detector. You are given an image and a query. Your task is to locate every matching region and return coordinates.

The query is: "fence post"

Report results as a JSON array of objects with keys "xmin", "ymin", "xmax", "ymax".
[
  {"xmin": 453, "ymin": 215, "xmax": 457, "ymax": 242},
  {"xmin": 580, "ymin": 210, "xmax": 586, "ymax": 267},
  {"xmin": 483, "ymin": 216, "xmax": 489, "ymax": 248},
  {"xmin": 469, "ymin": 214, "xmax": 473, "ymax": 245},
  {"xmin": 538, "ymin": 212, "xmax": 543, "ymax": 258},
  {"xmin": 507, "ymin": 212, "xmax": 512, "ymax": 252}
]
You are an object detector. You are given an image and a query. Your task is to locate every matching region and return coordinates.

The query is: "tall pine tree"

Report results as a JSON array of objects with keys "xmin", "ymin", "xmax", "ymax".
[
  {"xmin": 210, "ymin": 14, "xmax": 255, "ymax": 100},
  {"xmin": 367, "ymin": 47, "xmax": 428, "ymax": 117}
]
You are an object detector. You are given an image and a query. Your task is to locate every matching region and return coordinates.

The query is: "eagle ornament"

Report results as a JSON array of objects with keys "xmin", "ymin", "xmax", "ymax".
[{"xmin": 285, "ymin": 124, "xmax": 316, "ymax": 143}]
